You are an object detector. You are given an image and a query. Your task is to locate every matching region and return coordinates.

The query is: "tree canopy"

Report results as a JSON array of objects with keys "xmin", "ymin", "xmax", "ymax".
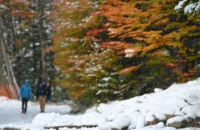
[
  {"xmin": 52, "ymin": 0, "xmax": 200, "ymax": 107},
  {"xmin": 0, "ymin": 0, "xmax": 200, "ymax": 108}
]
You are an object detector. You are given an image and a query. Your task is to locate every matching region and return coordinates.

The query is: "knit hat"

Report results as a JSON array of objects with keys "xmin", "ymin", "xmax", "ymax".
[
  {"xmin": 42, "ymin": 79, "xmax": 46, "ymax": 83},
  {"xmin": 25, "ymin": 79, "xmax": 30, "ymax": 83}
]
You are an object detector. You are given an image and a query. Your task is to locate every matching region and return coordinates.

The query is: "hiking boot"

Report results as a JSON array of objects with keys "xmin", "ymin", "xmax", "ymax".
[{"xmin": 22, "ymin": 110, "xmax": 27, "ymax": 114}]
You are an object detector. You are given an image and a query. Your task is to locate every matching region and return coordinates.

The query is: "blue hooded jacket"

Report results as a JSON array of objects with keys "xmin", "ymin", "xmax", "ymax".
[{"xmin": 20, "ymin": 80, "xmax": 32, "ymax": 99}]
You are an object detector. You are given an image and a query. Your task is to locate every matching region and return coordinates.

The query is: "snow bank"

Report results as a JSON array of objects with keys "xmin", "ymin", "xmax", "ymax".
[
  {"xmin": 2, "ymin": 78, "xmax": 200, "ymax": 130},
  {"xmin": 166, "ymin": 116, "xmax": 188, "ymax": 126},
  {"xmin": 28, "ymin": 78, "xmax": 200, "ymax": 129},
  {"xmin": 31, "ymin": 113, "xmax": 60, "ymax": 127},
  {"xmin": 0, "ymin": 96, "xmax": 8, "ymax": 103}
]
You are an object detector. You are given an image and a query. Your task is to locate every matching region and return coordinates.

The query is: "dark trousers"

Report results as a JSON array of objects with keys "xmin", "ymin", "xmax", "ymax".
[{"xmin": 22, "ymin": 98, "xmax": 28, "ymax": 113}]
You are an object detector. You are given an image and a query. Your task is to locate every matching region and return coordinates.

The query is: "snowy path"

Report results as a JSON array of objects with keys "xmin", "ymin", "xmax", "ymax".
[
  {"xmin": 0, "ymin": 98, "xmax": 71, "ymax": 126},
  {"xmin": 2, "ymin": 78, "xmax": 200, "ymax": 130}
]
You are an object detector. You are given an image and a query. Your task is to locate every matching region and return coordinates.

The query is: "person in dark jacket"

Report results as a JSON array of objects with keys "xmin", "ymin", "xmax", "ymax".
[
  {"xmin": 19, "ymin": 79, "xmax": 32, "ymax": 114},
  {"xmin": 36, "ymin": 79, "xmax": 49, "ymax": 112}
]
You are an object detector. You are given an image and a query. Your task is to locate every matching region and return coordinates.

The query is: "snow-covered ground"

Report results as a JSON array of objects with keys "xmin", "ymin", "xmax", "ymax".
[
  {"xmin": 1, "ymin": 78, "xmax": 200, "ymax": 130},
  {"xmin": 0, "ymin": 98, "xmax": 71, "ymax": 129}
]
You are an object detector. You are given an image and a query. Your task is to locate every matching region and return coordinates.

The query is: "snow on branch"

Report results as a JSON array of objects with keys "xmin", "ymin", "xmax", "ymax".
[{"xmin": 175, "ymin": 0, "xmax": 200, "ymax": 14}]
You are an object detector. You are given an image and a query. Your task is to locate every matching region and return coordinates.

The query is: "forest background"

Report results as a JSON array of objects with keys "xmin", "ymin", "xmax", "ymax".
[{"xmin": 0, "ymin": 0, "xmax": 200, "ymax": 110}]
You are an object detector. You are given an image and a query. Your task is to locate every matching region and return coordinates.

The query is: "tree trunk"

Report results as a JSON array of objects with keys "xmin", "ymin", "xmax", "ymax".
[
  {"xmin": 0, "ymin": 44, "xmax": 6, "ymax": 87},
  {"xmin": 0, "ymin": 19, "xmax": 19, "ymax": 99},
  {"xmin": 38, "ymin": 0, "xmax": 47, "ymax": 80}
]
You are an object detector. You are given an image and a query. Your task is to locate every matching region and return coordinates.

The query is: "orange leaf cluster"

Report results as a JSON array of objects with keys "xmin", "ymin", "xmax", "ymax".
[
  {"xmin": 102, "ymin": 41, "xmax": 144, "ymax": 57},
  {"xmin": 102, "ymin": 41, "xmax": 135, "ymax": 50},
  {"xmin": 150, "ymin": 50, "xmax": 165, "ymax": 57},
  {"xmin": 86, "ymin": 28, "xmax": 107, "ymax": 37},
  {"xmin": 44, "ymin": 46, "xmax": 54, "ymax": 53},
  {"xmin": 70, "ymin": 87, "xmax": 87, "ymax": 100},
  {"xmin": 188, "ymin": 69, "xmax": 196, "ymax": 76},
  {"xmin": 181, "ymin": 69, "xmax": 197, "ymax": 79},
  {"xmin": 11, "ymin": 0, "xmax": 32, "ymax": 6},
  {"xmin": 142, "ymin": 44, "xmax": 159, "ymax": 52},
  {"xmin": 118, "ymin": 64, "xmax": 141, "ymax": 74},
  {"xmin": 10, "ymin": 11, "xmax": 36, "ymax": 18},
  {"xmin": 0, "ymin": 0, "xmax": 31, "ymax": 6},
  {"xmin": 167, "ymin": 63, "xmax": 177, "ymax": 67},
  {"xmin": 183, "ymin": 73, "xmax": 190, "ymax": 77}
]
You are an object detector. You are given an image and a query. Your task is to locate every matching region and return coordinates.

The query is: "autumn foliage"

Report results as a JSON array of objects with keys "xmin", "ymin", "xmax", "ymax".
[
  {"xmin": 52, "ymin": 0, "xmax": 200, "ymax": 106},
  {"xmin": 99, "ymin": 0, "xmax": 200, "ymax": 82}
]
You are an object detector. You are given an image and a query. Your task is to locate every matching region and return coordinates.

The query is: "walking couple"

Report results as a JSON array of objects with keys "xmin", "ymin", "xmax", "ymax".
[{"xmin": 19, "ymin": 79, "xmax": 50, "ymax": 114}]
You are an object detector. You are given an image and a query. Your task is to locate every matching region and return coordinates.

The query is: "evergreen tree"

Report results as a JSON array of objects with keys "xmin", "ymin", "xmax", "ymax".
[
  {"xmin": 13, "ymin": 0, "xmax": 54, "ymax": 93},
  {"xmin": 0, "ymin": 0, "xmax": 54, "ymax": 98},
  {"xmin": 0, "ymin": 0, "xmax": 35, "ymax": 98},
  {"xmin": 53, "ymin": 0, "xmax": 125, "ymax": 106}
]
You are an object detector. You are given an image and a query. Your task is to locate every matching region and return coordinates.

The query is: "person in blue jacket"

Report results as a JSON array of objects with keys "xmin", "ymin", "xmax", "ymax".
[{"xmin": 19, "ymin": 79, "xmax": 32, "ymax": 114}]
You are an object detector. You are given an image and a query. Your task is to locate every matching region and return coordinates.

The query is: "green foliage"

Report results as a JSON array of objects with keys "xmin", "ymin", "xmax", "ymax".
[{"xmin": 53, "ymin": 0, "xmax": 123, "ymax": 106}]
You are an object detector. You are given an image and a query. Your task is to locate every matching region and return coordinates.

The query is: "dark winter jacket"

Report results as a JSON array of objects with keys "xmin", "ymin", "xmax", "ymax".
[
  {"xmin": 36, "ymin": 84, "xmax": 49, "ymax": 96},
  {"xmin": 20, "ymin": 84, "xmax": 32, "ymax": 99}
]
